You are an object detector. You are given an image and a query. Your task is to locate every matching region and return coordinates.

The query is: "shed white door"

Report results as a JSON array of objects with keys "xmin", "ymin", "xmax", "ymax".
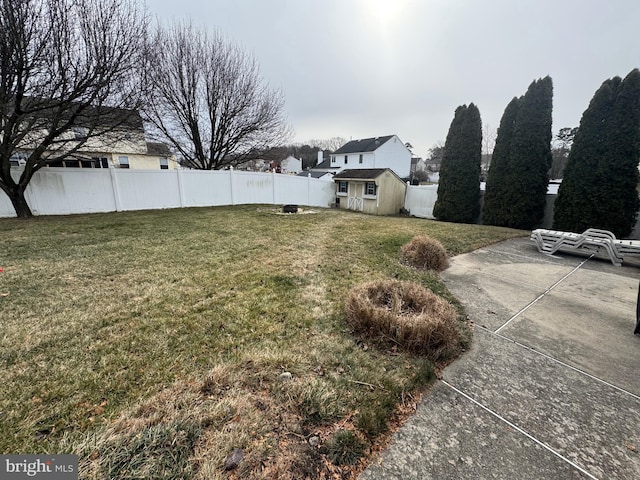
[{"xmin": 347, "ymin": 183, "xmax": 364, "ymax": 211}]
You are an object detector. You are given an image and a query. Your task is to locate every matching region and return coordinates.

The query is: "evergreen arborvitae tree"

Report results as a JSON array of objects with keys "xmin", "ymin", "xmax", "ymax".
[
  {"xmin": 482, "ymin": 97, "xmax": 521, "ymax": 226},
  {"xmin": 507, "ymin": 76, "xmax": 554, "ymax": 229},
  {"xmin": 433, "ymin": 103, "xmax": 482, "ymax": 223},
  {"xmin": 554, "ymin": 69, "xmax": 640, "ymax": 237},
  {"xmin": 481, "ymin": 77, "xmax": 553, "ymax": 229},
  {"xmin": 553, "ymin": 79, "xmax": 620, "ymax": 232}
]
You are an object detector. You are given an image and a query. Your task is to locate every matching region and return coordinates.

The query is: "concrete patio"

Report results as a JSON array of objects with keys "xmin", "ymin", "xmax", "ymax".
[{"xmin": 360, "ymin": 237, "xmax": 640, "ymax": 479}]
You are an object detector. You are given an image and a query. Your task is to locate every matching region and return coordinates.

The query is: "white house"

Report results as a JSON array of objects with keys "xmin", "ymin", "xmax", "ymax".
[
  {"xmin": 280, "ymin": 155, "xmax": 302, "ymax": 174},
  {"xmin": 328, "ymin": 135, "xmax": 412, "ymax": 178}
]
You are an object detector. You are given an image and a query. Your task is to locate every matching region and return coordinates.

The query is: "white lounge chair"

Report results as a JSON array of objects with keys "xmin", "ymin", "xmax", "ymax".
[{"xmin": 530, "ymin": 228, "xmax": 624, "ymax": 266}]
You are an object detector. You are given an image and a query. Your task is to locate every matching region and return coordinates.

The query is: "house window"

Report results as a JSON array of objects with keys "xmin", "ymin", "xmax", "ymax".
[
  {"xmin": 331, "ymin": 156, "xmax": 336, "ymax": 164},
  {"xmin": 344, "ymin": 155, "xmax": 348, "ymax": 164},
  {"xmin": 91, "ymin": 157, "xmax": 109, "ymax": 168},
  {"xmin": 118, "ymin": 156, "xmax": 130, "ymax": 169},
  {"xmin": 159, "ymin": 158, "xmax": 169, "ymax": 170},
  {"xmin": 64, "ymin": 159, "xmax": 80, "ymax": 168},
  {"xmin": 359, "ymin": 154, "xmax": 363, "ymax": 164},
  {"xmin": 338, "ymin": 181, "xmax": 348, "ymax": 193},
  {"xmin": 365, "ymin": 182, "xmax": 377, "ymax": 196}
]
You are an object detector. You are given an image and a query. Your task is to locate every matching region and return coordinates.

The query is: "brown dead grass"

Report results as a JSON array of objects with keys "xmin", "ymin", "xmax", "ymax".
[
  {"xmin": 72, "ymin": 360, "xmax": 364, "ymax": 480},
  {"xmin": 400, "ymin": 235, "xmax": 449, "ymax": 272},
  {"xmin": 345, "ymin": 280, "xmax": 460, "ymax": 360}
]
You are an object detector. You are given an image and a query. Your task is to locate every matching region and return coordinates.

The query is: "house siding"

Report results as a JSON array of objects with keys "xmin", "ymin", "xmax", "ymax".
[
  {"xmin": 371, "ymin": 136, "xmax": 411, "ymax": 178},
  {"xmin": 117, "ymin": 153, "xmax": 178, "ymax": 170}
]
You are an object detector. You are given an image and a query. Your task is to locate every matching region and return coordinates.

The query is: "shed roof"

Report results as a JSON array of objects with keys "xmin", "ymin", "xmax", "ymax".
[
  {"xmin": 333, "ymin": 168, "xmax": 389, "ymax": 180},
  {"xmin": 333, "ymin": 135, "xmax": 394, "ymax": 154}
]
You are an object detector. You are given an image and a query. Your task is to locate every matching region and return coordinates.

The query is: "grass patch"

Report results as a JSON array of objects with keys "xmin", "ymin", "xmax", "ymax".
[
  {"xmin": 0, "ymin": 206, "xmax": 525, "ymax": 477},
  {"xmin": 323, "ymin": 430, "xmax": 367, "ymax": 466}
]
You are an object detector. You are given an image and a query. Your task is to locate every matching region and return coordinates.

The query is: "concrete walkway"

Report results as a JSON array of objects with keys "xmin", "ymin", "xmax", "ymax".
[{"xmin": 360, "ymin": 237, "xmax": 640, "ymax": 480}]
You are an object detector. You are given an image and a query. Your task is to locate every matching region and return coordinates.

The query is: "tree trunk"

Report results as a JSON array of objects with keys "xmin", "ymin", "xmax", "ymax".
[{"xmin": 8, "ymin": 187, "xmax": 33, "ymax": 218}]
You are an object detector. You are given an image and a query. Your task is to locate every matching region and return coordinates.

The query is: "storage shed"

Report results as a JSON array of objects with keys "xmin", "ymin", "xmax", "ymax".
[{"xmin": 333, "ymin": 168, "xmax": 407, "ymax": 215}]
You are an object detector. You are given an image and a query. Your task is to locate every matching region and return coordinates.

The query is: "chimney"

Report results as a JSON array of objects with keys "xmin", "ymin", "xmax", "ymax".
[{"xmin": 317, "ymin": 150, "xmax": 323, "ymax": 166}]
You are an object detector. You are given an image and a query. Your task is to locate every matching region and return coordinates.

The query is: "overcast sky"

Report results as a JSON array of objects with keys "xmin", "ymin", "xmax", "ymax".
[{"xmin": 145, "ymin": 0, "xmax": 640, "ymax": 158}]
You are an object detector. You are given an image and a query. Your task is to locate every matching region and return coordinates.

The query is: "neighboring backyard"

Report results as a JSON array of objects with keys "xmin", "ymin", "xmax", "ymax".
[{"xmin": 0, "ymin": 206, "xmax": 524, "ymax": 478}]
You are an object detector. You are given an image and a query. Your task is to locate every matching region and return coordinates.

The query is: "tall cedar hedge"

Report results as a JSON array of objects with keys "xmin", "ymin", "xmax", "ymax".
[
  {"xmin": 482, "ymin": 77, "xmax": 553, "ymax": 229},
  {"xmin": 482, "ymin": 97, "xmax": 521, "ymax": 226},
  {"xmin": 433, "ymin": 103, "xmax": 482, "ymax": 223},
  {"xmin": 553, "ymin": 69, "xmax": 640, "ymax": 237}
]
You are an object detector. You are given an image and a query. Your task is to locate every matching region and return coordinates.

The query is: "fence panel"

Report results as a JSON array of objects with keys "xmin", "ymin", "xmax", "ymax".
[
  {"xmin": 233, "ymin": 171, "xmax": 276, "ymax": 204},
  {"xmin": 115, "ymin": 169, "xmax": 181, "ymax": 211},
  {"xmin": 180, "ymin": 170, "xmax": 232, "ymax": 207},
  {"xmin": 27, "ymin": 169, "xmax": 116, "ymax": 215},
  {"xmin": 404, "ymin": 185, "xmax": 438, "ymax": 219},
  {"xmin": 0, "ymin": 167, "xmax": 336, "ymax": 217}
]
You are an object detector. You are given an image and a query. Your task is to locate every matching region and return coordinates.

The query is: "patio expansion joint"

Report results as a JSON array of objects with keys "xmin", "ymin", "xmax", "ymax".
[
  {"xmin": 494, "ymin": 254, "xmax": 595, "ymax": 334},
  {"xmin": 441, "ymin": 379, "xmax": 601, "ymax": 480},
  {"xmin": 478, "ymin": 325, "xmax": 640, "ymax": 402}
]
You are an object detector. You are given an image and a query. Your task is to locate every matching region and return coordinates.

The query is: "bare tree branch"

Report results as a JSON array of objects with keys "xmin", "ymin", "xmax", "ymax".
[
  {"xmin": 0, "ymin": 0, "xmax": 148, "ymax": 218},
  {"xmin": 144, "ymin": 21, "xmax": 291, "ymax": 170}
]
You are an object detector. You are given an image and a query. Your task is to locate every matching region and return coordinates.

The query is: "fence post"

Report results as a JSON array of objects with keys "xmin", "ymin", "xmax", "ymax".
[
  {"xmin": 229, "ymin": 166, "xmax": 235, "ymax": 205},
  {"xmin": 307, "ymin": 173, "xmax": 312, "ymax": 206},
  {"xmin": 272, "ymin": 170, "xmax": 276, "ymax": 205},
  {"xmin": 176, "ymin": 168, "xmax": 186, "ymax": 207},
  {"xmin": 109, "ymin": 167, "xmax": 122, "ymax": 212}
]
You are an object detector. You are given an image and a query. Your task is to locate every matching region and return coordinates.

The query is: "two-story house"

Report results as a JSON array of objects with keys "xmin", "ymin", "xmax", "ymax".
[
  {"xmin": 327, "ymin": 135, "xmax": 412, "ymax": 179},
  {"xmin": 9, "ymin": 106, "xmax": 176, "ymax": 170}
]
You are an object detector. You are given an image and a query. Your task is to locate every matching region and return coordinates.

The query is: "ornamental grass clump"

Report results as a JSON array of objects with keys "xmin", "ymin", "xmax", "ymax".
[
  {"xmin": 400, "ymin": 235, "xmax": 448, "ymax": 272},
  {"xmin": 345, "ymin": 280, "xmax": 459, "ymax": 360}
]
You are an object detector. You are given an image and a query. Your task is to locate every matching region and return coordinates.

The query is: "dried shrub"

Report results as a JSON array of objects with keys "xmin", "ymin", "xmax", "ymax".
[
  {"xmin": 345, "ymin": 280, "xmax": 460, "ymax": 360},
  {"xmin": 400, "ymin": 235, "xmax": 448, "ymax": 272}
]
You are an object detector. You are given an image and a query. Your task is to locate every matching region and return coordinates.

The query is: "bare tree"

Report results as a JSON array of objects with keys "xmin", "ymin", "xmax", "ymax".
[
  {"xmin": 301, "ymin": 137, "xmax": 347, "ymax": 152},
  {"xmin": 144, "ymin": 22, "xmax": 291, "ymax": 170},
  {"xmin": 0, "ymin": 0, "xmax": 148, "ymax": 218},
  {"xmin": 549, "ymin": 127, "xmax": 577, "ymax": 179},
  {"xmin": 482, "ymin": 123, "xmax": 496, "ymax": 156}
]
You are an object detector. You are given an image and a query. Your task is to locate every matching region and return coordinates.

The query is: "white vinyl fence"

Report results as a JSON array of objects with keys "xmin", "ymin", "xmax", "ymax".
[
  {"xmin": 0, "ymin": 168, "xmax": 336, "ymax": 217},
  {"xmin": 403, "ymin": 184, "xmax": 439, "ymax": 219}
]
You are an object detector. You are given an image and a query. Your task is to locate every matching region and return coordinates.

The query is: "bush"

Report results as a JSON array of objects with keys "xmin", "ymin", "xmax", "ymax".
[
  {"xmin": 345, "ymin": 280, "xmax": 460, "ymax": 360},
  {"xmin": 400, "ymin": 235, "xmax": 448, "ymax": 272}
]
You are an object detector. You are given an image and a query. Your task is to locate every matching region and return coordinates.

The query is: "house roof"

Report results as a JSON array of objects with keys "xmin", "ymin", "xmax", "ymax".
[
  {"xmin": 314, "ymin": 158, "xmax": 332, "ymax": 169},
  {"xmin": 146, "ymin": 142, "xmax": 172, "ymax": 156},
  {"xmin": 333, "ymin": 168, "xmax": 390, "ymax": 180},
  {"xmin": 333, "ymin": 135, "xmax": 395, "ymax": 154},
  {"xmin": 17, "ymin": 97, "xmax": 145, "ymax": 132},
  {"xmin": 296, "ymin": 171, "xmax": 333, "ymax": 179}
]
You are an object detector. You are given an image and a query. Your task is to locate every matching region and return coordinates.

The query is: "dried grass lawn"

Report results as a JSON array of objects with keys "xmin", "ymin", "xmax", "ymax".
[{"xmin": 0, "ymin": 205, "xmax": 525, "ymax": 479}]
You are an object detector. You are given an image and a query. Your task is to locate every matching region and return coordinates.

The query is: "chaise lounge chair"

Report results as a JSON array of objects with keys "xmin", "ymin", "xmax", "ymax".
[{"xmin": 529, "ymin": 228, "xmax": 636, "ymax": 267}]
